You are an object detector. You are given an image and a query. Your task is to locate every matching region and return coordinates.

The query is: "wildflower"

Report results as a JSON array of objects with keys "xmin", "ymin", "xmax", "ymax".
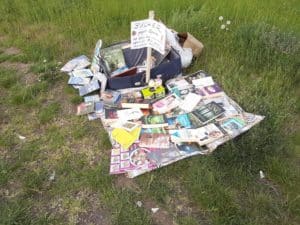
[
  {"xmin": 221, "ymin": 24, "xmax": 226, "ymax": 30},
  {"xmin": 43, "ymin": 59, "xmax": 47, "ymax": 63},
  {"xmin": 226, "ymin": 27, "xmax": 229, "ymax": 31},
  {"xmin": 219, "ymin": 16, "xmax": 223, "ymax": 21},
  {"xmin": 226, "ymin": 20, "xmax": 231, "ymax": 25}
]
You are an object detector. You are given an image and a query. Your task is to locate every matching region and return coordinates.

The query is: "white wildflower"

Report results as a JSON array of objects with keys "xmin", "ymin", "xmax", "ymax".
[
  {"xmin": 259, "ymin": 170, "xmax": 265, "ymax": 179},
  {"xmin": 221, "ymin": 24, "xmax": 226, "ymax": 30},
  {"xmin": 18, "ymin": 135, "xmax": 26, "ymax": 140},
  {"xmin": 226, "ymin": 27, "xmax": 229, "ymax": 31},
  {"xmin": 43, "ymin": 59, "xmax": 47, "ymax": 63},
  {"xmin": 219, "ymin": 16, "xmax": 224, "ymax": 21},
  {"xmin": 151, "ymin": 208, "xmax": 159, "ymax": 213},
  {"xmin": 49, "ymin": 171, "xmax": 56, "ymax": 181},
  {"xmin": 136, "ymin": 201, "xmax": 142, "ymax": 207},
  {"xmin": 226, "ymin": 20, "xmax": 231, "ymax": 25}
]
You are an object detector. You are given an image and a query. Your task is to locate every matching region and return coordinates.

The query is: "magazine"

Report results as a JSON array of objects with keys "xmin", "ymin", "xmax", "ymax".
[{"xmin": 139, "ymin": 133, "xmax": 170, "ymax": 149}]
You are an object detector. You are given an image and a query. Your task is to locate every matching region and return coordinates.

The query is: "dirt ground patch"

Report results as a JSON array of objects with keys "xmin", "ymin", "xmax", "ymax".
[{"xmin": 3, "ymin": 47, "xmax": 22, "ymax": 55}]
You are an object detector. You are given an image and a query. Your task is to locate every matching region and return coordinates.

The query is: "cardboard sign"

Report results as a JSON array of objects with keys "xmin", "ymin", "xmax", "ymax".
[{"xmin": 131, "ymin": 19, "xmax": 166, "ymax": 55}]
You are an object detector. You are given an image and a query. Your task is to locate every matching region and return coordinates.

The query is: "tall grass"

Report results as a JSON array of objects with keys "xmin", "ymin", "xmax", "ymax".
[{"xmin": 0, "ymin": 0, "xmax": 299, "ymax": 224}]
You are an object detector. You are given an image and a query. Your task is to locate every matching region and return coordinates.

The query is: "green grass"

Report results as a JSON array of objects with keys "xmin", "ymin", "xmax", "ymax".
[{"xmin": 0, "ymin": 0, "xmax": 299, "ymax": 225}]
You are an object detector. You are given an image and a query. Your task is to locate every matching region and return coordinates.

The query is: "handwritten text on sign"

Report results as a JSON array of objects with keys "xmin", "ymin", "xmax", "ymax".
[{"xmin": 131, "ymin": 19, "xmax": 166, "ymax": 55}]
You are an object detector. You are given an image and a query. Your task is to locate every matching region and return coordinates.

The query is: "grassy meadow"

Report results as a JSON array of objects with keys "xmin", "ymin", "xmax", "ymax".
[{"xmin": 0, "ymin": 0, "xmax": 299, "ymax": 224}]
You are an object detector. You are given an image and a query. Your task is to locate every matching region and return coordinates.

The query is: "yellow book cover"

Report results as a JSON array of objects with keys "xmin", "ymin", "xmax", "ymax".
[{"xmin": 111, "ymin": 127, "xmax": 141, "ymax": 149}]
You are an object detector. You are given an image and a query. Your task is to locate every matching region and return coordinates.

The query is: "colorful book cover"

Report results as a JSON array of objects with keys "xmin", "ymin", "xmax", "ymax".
[
  {"xmin": 192, "ymin": 101, "xmax": 225, "ymax": 124},
  {"xmin": 203, "ymin": 84, "xmax": 223, "ymax": 95},
  {"xmin": 141, "ymin": 115, "xmax": 168, "ymax": 128},
  {"xmin": 117, "ymin": 108, "xmax": 143, "ymax": 121},
  {"xmin": 152, "ymin": 94, "xmax": 181, "ymax": 114},
  {"xmin": 167, "ymin": 114, "xmax": 192, "ymax": 129},
  {"xmin": 220, "ymin": 117, "xmax": 246, "ymax": 136},
  {"xmin": 104, "ymin": 108, "xmax": 118, "ymax": 120},
  {"xmin": 109, "ymin": 144, "xmax": 157, "ymax": 175},
  {"xmin": 101, "ymin": 90, "xmax": 121, "ymax": 105},
  {"xmin": 139, "ymin": 133, "xmax": 170, "ymax": 149}
]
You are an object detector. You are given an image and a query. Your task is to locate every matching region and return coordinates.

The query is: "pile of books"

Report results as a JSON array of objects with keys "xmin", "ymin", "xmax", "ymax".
[{"xmin": 61, "ymin": 53, "xmax": 264, "ymax": 178}]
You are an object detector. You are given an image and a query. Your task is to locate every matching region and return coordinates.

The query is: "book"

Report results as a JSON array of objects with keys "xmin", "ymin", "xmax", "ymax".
[
  {"xmin": 194, "ymin": 83, "xmax": 224, "ymax": 99},
  {"xmin": 169, "ymin": 123, "xmax": 224, "ymax": 145},
  {"xmin": 117, "ymin": 108, "xmax": 143, "ymax": 121},
  {"xmin": 111, "ymin": 126, "xmax": 141, "ymax": 150},
  {"xmin": 100, "ymin": 44, "xmax": 127, "ymax": 74},
  {"xmin": 71, "ymin": 69, "xmax": 94, "ymax": 78},
  {"xmin": 175, "ymin": 142, "xmax": 209, "ymax": 155},
  {"xmin": 152, "ymin": 94, "xmax": 181, "ymax": 114},
  {"xmin": 220, "ymin": 117, "xmax": 246, "ymax": 136},
  {"xmin": 165, "ymin": 77, "xmax": 190, "ymax": 91},
  {"xmin": 109, "ymin": 144, "xmax": 157, "ymax": 175},
  {"xmin": 68, "ymin": 76, "xmax": 90, "ymax": 85},
  {"xmin": 61, "ymin": 55, "xmax": 90, "ymax": 72},
  {"xmin": 191, "ymin": 101, "xmax": 225, "ymax": 125},
  {"xmin": 166, "ymin": 114, "xmax": 192, "ymax": 129},
  {"xmin": 79, "ymin": 80, "xmax": 100, "ymax": 96},
  {"xmin": 111, "ymin": 121, "xmax": 140, "ymax": 132},
  {"xmin": 76, "ymin": 102, "xmax": 94, "ymax": 115},
  {"xmin": 91, "ymin": 39, "xmax": 102, "ymax": 74},
  {"xmin": 139, "ymin": 133, "xmax": 170, "ymax": 149},
  {"xmin": 190, "ymin": 76, "xmax": 214, "ymax": 87},
  {"xmin": 101, "ymin": 90, "xmax": 121, "ymax": 106},
  {"xmin": 84, "ymin": 94, "xmax": 100, "ymax": 103},
  {"xmin": 104, "ymin": 108, "xmax": 119, "ymax": 122},
  {"xmin": 120, "ymin": 92, "xmax": 152, "ymax": 109},
  {"xmin": 179, "ymin": 92, "xmax": 202, "ymax": 112},
  {"xmin": 141, "ymin": 115, "xmax": 168, "ymax": 128},
  {"xmin": 184, "ymin": 70, "xmax": 209, "ymax": 84}
]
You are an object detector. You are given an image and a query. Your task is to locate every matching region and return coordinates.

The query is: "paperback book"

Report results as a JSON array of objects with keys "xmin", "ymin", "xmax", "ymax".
[
  {"xmin": 169, "ymin": 123, "xmax": 224, "ymax": 145},
  {"xmin": 141, "ymin": 115, "xmax": 168, "ymax": 128},
  {"xmin": 79, "ymin": 80, "xmax": 100, "ymax": 96},
  {"xmin": 101, "ymin": 90, "xmax": 121, "ymax": 106},
  {"xmin": 68, "ymin": 76, "xmax": 90, "ymax": 86},
  {"xmin": 139, "ymin": 133, "xmax": 170, "ymax": 149},
  {"xmin": 152, "ymin": 94, "xmax": 181, "ymax": 114},
  {"xmin": 191, "ymin": 101, "xmax": 225, "ymax": 125}
]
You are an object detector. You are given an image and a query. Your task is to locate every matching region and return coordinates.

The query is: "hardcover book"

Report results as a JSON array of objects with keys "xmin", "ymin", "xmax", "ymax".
[{"xmin": 141, "ymin": 115, "xmax": 168, "ymax": 128}]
